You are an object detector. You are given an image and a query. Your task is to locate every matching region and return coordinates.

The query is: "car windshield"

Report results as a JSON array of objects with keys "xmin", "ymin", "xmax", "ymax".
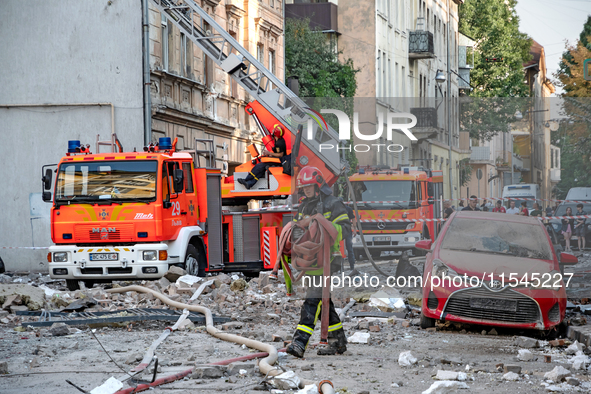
[
  {"xmin": 56, "ymin": 161, "xmax": 157, "ymax": 201},
  {"xmin": 350, "ymin": 180, "xmax": 416, "ymax": 210},
  {"xmin": 555, "ymin": 203, "xmax": 591, "ymax": 216},
  {"xmin": 441, "ymin": 218, "xmax": 552, "ymax": 260}
]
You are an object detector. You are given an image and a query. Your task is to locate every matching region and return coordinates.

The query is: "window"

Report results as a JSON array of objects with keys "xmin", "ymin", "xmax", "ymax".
[
  {"xmin": 383, "ymin": 56, "xmax": 386, "ymax": 98},
  {"xmin": 395, "ymin": 62, "xmax": 399, "ymax": 97},
  {"xmin": 257, "ymin": 44, "xmax": 264, "ymax": 64},
  {"xmin": 388, "ymin": 58, "xmax": 391, "ymax": 97},
  {"xmin": 377, "ymin": 50, "xmax": 381, "ymax": 97},
  {"xmin": 270, "ymin": 0, "xmax": 274, "ymax": 8},
  {"xmin": 402, "ymin": 66, "xmax": 406, "ymax": 97},
  {"xmin": 182, "ymin": 162, "xmax": 194, "ymax": 193},
  {"xmin": 181, "ymin": 33, "xmax": 192, "ymax": 78},
  {"xmin": 161, "ymin": 16, "xmax": 169, "ymax": 71},
  {"xmin": 269, "ymin": 50, "xmax": 275, "ymax": 75}
]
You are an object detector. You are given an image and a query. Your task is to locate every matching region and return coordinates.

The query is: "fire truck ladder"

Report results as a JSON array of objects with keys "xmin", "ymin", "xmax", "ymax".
[{"xmin": 150, "ymin": 0, "xmax": 342, "ymax": 178}]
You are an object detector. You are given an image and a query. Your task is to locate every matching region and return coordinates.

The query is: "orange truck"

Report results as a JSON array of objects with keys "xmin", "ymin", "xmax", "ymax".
[
  {"xmin": 348, "ymin": 166, "xmax": 443, "ymax": 260},
  {"xmin": 42, "ymin": 0, "xmax": 345, "ymax": 290},
  {"xmin": 42, "ymin": 138, "xmax": 302, "ymax": 290}
]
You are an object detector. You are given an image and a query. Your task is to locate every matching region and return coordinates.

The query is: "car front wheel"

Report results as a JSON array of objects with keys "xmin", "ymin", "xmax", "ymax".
[{"xmin": 420, "ymin": 311, "xmax": 436, "ymax": 329}]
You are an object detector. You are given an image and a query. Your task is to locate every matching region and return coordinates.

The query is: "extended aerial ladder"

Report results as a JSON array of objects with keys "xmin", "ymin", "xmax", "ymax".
[{"xmin": 150, "ymin": 0, "xmax": 343, "ymax": 202}]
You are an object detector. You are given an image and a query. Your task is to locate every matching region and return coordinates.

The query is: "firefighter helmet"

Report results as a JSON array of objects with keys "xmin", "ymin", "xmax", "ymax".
[
  {"xmin": 273, "ymin": 125, "xmax": 285, "ymax": 138},
  {"xmin": 296, "ymin": 166, "xmax": 324, "ymax": 188}
]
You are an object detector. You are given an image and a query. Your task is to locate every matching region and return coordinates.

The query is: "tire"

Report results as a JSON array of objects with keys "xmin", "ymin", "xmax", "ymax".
[
  {"xmin": 184, "ymin": 244, "xmax": 206, "ymax": 277},
  {"xmin": 83, "ymin": 280, "xmax": 95, "ymax": 289},
  {"xmin": 420, "ymin": 311, "xmax": 436, "ymax": 329},
  {"xmin": 422, "ymin": 224, "xmax": 431, "ymax": 241},
  {"xmin": 66, "ymin": 279, "xmax": 80, "ymax": 291},
  {"xmin": 370, "ymin": 251, "xmax": 382, "ymax": 261}
]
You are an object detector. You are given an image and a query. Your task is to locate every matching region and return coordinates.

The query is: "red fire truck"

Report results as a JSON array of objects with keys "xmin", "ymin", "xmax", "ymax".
[
  {"xmin": 42, "ymin": 0, "xmax": 343, "ymax": 290},
  {"xmin": 348, "ymin": 166, "xmax": 444, "ymax": 260}
]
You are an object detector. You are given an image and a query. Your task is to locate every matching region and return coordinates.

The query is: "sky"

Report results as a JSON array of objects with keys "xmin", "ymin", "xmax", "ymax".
[{"xmin": 514, "ymin": 0, "xmax": 591, "ymax": 96}]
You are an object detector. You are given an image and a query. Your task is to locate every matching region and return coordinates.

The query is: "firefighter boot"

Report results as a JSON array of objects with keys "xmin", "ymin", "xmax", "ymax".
[
  {"xmin": 317, "ymin": 329, "xmax": 347, "ymax": 356},
  {"xmin": 286, "ymin": 329, "xmax": 311, "ymax": 358}
]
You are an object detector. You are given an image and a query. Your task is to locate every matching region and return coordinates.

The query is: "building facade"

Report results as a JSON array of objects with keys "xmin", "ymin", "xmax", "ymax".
[
  {"xmin": 148, "ymin": 0, "xmax": 285, "ymax": 172},
  {"xmin": 288, "ymin": 0, "xmax": 467, "ymax": 199}
]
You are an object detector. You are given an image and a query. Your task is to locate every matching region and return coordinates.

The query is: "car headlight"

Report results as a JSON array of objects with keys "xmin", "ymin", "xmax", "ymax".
[
  {"xmin": 406, "ymin": 222, "xmax": 415, "ymax": 230},
  {"xmin": 53, "ymin": 252, "xmax": 68, "ymax": 263},
  {"xmin": 143, "ymin": 251, "xmax": 157, "ymax": 261},
  {"xmin": 431, "ymin": 259, "xmax": 459, "ymax": 279}
]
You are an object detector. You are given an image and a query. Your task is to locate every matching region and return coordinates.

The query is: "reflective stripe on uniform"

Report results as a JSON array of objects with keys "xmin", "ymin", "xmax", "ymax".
[
  {"xmin": 323, "ymin": 212, "xmax": 331, "ymax": 219},
  {"xmin": 250, "ymin": 171, "xmax": 258, "ymax": 181},
  {"xmin": 328, "ymin": 322, "xmax": 343, "ymax": 332},
  {"xmin": 313, "ymin": 301, "xmax": 323, "ymax": 325},
  {"xmin": 296, "ymin": 324, "xmax": 314, "ymax": 335},
  {"xmin": 332, "ymin": 214, "xmax": 349, "ymax": 224}
]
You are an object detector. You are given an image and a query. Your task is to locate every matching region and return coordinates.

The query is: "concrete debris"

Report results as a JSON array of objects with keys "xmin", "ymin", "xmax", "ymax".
[
  {"xmin": 49, "ymin": 322, "xmax": 70, "ymax": 337},
  {"xmin": 543, "ymin": 366, "xmax": 571, "ymax": 382},
  {"xmin": 163, "ymin": 266, "xmax": 186, "ymax": 282},
  {"xmin": 565, "ymin": 340, "xmax": 584, "ymax": 355},
  {"xmin": 570, "ymin": 351, "xmax": 590, "ymax": 370},
  {"xmin": 89, "ymin": 377, "xmax": 123, "ymax": 394},
  {"xmin": 503, "ymin": 372, "xmax": 520, "ymax": 381},
  {"xmin": 0, "ymin": 284, "xmax": 45, "ymax": 311},
  {"xmin": 398, "ymin": 351, "xmax": 417, "ymax": 367},
  {"xmin": 348, "ymin": 332, "xmax": 370, "ymax": 344},
  {"xmin": 230, "ymin": 279, "xmax": 248, "ymax": 292},
  {"xmin": 269, "ymin": 371, "xmax": 301, "ymax": 390},
  {"xmin": 503, "ymin": 364, "xmax": 521, "ymax": 374},
  {"xmin": 517, "ymin": 349, "xmax": 533, "ymax": 361},
  {"xmin": 368, "ymin": 288, "xmax": 406, "ymax": 312},
  {"xmin": 192, "ymin": 366, "xmax": 226, "ymax": 379},
  {"xmin": 221, "ymin": 322, "xmax": 243, "ymax": 330},
  {"xmin": 0, "ymin": 361, "xmax": 8, "ymax": 374},
  {"xmin": 176, "ymin": 275, "xmax": 202, "ymax": 288},
  {"xmin": 514, "ymin": 336, "xmax": 539, "ymax": 348},
  {"xmin": 434, "ymin": 370, "xmax": 467, "ymax": 381},
  {"xmin": 565, "ymin": 377, "xmax": 580, "ymax": 386},
  {"xmin": 296, "ymin": 384, "xmax": 319, "ymax": 394},
  {"xmin": 227, "ymin": 362, "xmax": 255, "ymax": 376},
  {"xmin": 422, "ymin": 380, "xmax": 469, "ymax": 394}
]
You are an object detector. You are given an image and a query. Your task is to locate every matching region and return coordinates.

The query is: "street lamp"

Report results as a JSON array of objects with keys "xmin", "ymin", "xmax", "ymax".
[{"xmin": 435, "ymin": 70, "xmax": 446, "ymax": 84}]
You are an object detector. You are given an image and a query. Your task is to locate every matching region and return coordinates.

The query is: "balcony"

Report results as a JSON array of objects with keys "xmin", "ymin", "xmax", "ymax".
[
  {"xmin": 470, "ymin": 146, "xmax": 491, "ymax": 162},
  {"xmin": 409, "ymin": 107, "xmax": 440, "ymax": 140},
  {"xmin": 551, "ymin": 168, "xmax": 561, "ymax": 183},
  {"xmin": 409, "ymin": 31, "xmax": 435, "ymax": 59},
  {"xmin": 285, "ymin": 2, "xmax": 339, "ymax": 33}
]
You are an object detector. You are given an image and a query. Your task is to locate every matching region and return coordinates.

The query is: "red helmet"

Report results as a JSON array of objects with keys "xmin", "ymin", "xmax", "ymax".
[
  {"xmin": 296, "ymin": 166, "xmax": 324, "ymax": 188},
  {"xmin": 273, "ymin": 125, "xmax": 285, "ymax": 138}
]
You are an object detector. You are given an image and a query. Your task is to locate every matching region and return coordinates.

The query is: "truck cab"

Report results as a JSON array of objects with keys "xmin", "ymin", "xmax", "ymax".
[
  {"xmin": 347, "ymin": 166, "xmax": 443, "ymax": 260},
  {"xmin": 45, "ymin": 138, "xmax": 206, "ymax": 290}
]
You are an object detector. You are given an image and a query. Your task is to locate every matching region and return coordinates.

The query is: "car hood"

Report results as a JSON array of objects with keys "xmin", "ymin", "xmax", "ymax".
[{"xmin": 438, "ymin": 249, "xmax": 556, "ymax": 277}]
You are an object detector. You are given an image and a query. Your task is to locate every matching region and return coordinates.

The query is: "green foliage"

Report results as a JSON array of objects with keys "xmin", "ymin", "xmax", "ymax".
[
  {"xmin": 285, "ymin": 17, "xmax": 359, "ymax": 192},
  {"xmin": 459, "ymin": 0, "xmax": 532, "ymax": 98},
  {"xmin": 557, "ymin": 16, "xmax": 591, "ymax": 89},
  {"xmin": 458, "ymin": 0, "xmax": 532, "ymax": 141},
  {"xmin": 459, "ymin": 158, "xmax": 473, "ymax": 187}
]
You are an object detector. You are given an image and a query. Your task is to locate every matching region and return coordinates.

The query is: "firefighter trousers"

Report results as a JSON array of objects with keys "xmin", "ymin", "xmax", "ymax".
[{"xmin": 292, "ymin": 296, "xmax": 343, "ymax": 348}]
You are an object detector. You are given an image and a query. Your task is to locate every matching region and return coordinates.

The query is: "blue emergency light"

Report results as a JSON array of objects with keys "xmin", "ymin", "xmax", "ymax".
[
  {"xmin": 359, "ymin": 168, "xmax": 365, "ymax": 174},
  {"xmin": 404, "ymin": 167, "xmax": 410, "ymax": 174},
  {"xmin": 508, "ymin": 185, "xmax": 530, "ymax": 190},
  {"xmin": 159, "ymin": 137, "xmax": 172, "ymax": 150},
  {"xmin": 68, "ymin": 140, "xmax": 81, "ymax": 153}
]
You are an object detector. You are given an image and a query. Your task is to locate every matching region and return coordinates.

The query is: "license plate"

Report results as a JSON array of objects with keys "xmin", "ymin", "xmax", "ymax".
[
  {"xmin": 89, "ymin": 253, "xmax": 118, "ymax": 261},
  {"xmin": 373, "ymin": 236, "xmax": 391, "ymax": 242},
  {"xmin": 469, "ymin": 298, "xmax": 517, "ymax": 312}
]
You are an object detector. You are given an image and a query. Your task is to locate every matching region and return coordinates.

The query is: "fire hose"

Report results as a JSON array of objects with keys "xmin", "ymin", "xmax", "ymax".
[{"xmin": 106, "ymin": 286, "xmax": 335, "ymax": 394}]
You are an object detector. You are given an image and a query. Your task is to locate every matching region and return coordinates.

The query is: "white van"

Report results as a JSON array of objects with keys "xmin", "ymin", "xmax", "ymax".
[
  {"xmin": 502, "ymin": 184, "xmax": 540, "ymax": 210},
  {"xmin": 565, "ymin": 187, "xmax": 591, "ymax": 202}
]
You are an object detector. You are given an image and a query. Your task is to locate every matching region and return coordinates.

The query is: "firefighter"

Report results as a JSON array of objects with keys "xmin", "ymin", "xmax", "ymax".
[
  {"xmin": 285, "ymin": 166, "xmax": 351, "ymax": 358},
  {"xmin": 237, "ymin": 125, "xmax": 288, "ymax": 189}
]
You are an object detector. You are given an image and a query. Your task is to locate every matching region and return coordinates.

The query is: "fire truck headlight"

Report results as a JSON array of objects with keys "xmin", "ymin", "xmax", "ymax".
[
  {"xmin": 406, "ymin": 222, "xmax": 415, "ymax": 230},
  {"xmin": 405, "ymin": 237, "xmax": 417, "ymax": 243},
  {"xmin": 53, "ymin": 252, "xmax": 68, "ymax": 263},
  {"xmin": 143, "ymin": 251, "xmax": 157, "ymax": 261}
]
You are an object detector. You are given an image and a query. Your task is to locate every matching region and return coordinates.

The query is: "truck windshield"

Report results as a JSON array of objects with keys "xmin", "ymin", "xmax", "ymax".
[
  {"xmin": 504, "ymin": 196, "xmax": 536, "ymax": 209},
  {"xmin": 56, "ymin": 161, "xmax": 157, "ymax": 202},
  {"xmin": 350, "ymin": 180, "xmax": 416, "ymax": 210}
]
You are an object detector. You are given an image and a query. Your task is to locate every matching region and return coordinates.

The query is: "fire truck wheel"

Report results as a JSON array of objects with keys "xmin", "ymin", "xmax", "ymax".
[
  {"xmin": 66, "ymin": 279, "xmax": 80, "ymax": 291},
  {"xmin": 184, "ymin": 244, "xmax": 205, "ymax": 277}
]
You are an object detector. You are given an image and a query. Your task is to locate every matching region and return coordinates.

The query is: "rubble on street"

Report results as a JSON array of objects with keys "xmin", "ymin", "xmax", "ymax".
[{"xmin": 0, "ymin": 265, "xmax": 590, "ymax": 394}]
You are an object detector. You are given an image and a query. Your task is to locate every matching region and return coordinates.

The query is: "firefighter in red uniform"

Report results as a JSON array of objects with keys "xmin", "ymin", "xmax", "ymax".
[
  {"xmin": 285, "ymin": 166, "xmax": 350, "ymax": 358},
  {"xmin": 237, "ymin": 125, "xmax": 288, "ymax": 189}
]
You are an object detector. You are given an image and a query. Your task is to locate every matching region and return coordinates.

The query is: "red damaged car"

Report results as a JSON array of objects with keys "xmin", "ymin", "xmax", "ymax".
[{"xmin": 417, "ymin": 211, "xmax": 578, "ymax": 331}]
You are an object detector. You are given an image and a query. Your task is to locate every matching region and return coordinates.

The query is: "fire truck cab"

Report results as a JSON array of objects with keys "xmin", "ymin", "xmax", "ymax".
[{"xmin": 348, "ymin": 166, "xmax": 443, "ymax": 260}]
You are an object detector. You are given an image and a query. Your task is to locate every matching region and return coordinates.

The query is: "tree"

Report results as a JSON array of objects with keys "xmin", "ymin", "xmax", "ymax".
[
  {"xmin": 459, "ymin": 0, "xmax": 532, "ymax": 98},
  {"xmin": 556, "ymin": 16, "xmax": 591, "ymax": 95},
  {"xmin": 285, "ymin": 17, "xmax": 359, "ymax": 184},
  {"xmin": 458, "ymin": 0, "xmax": 532, "ymax": 141}
]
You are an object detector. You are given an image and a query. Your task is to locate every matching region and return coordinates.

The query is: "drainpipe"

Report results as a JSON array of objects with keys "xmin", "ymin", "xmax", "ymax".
[
  {"xmin": 447, "ymin": 0, "xmax": 453, "ymax": 201},
  {"xmin": 142, "ymin": 0, "xmax": 152, "ymax": 146}
]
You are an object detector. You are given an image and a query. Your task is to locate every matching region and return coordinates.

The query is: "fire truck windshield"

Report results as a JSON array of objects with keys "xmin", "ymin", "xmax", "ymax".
[
  {"xmin": 56, "ymin": 161, "xmax": 157, "ymax": 203},
  {"xmin": 350, "ymin": 180, "xmax": 416, "ymax": 210}
]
